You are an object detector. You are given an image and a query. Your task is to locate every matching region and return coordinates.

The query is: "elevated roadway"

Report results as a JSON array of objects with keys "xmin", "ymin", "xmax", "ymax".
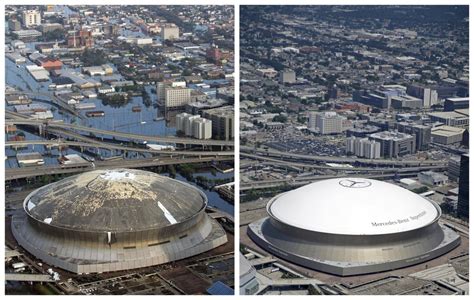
[
  {"xmin": 240, "ymin": 171, "xmax": 422, "ymax": 191},
  {"xmin": 242, "ymin": 153, "xmax": 447, "ymax": 172},
  {"xmin": 5, "ymin": 273, "xmax": 55, "ymax": 283},
  {"xmin": 241, "ymin": 146, "xmax": 445, "ymax": 167},
  {"xmin": 6, "ymin": 156, "xmax": 232, "ymax": 180},
  {"xmin": 6, "ymin": 140, "xmax": 233, "ymax": 157},
  {"xmin": 6, "ymin": 118, "xmax": 234, "ymax": 147}
]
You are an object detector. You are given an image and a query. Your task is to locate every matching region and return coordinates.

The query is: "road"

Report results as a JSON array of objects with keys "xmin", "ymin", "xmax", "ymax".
[
  {"xmin": 5, "ymin": 156, "xmax": 232, "ymax": 180},
  {"xmin": 6, "ymin": 118, "xmax": 234, "ymax": 147},
  {"xmin": 240, "ymin": 171, "xmax": 423, "ymax": 191},
  {"xmin": 242, "ymin": 152, "xmax": 447, "ymax": 172},
  {"xmin": 6, "ymin": 140, "xmax": 234, "ymax": 157},
  {"xmin": 241, "ymin": 146, "xmax": 446, "ymax": 167},
  {"xmin": 5, "ymin": 273, "xmax": 55, "ymax": 283}
]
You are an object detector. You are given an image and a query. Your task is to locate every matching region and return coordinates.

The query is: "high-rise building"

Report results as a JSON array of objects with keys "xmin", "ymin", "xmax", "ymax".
[
  {"xmin": 369, "ymin": 131, "xmax": 416, "ymax": 158},
  {"xmin": 165, "ymin": 87, "xmax": 192, "ymax": 108},
  {"xmin": 176, "ymin": 113, "xmax": 212, "ymax": 140},
  {"xmin": 447, "ymin": 156, "xmax": 461, "ymax": 182},
  {"xmin": 176, "ymin": 112, "xmax": 192, "ymax": 133},
  {"xmin": 207, "ymin": 45, "xmax": 222, "ymax": 64},
  {"xmin": 457, "ymin": 154, "xmax": 469, "ymax": 219},
  {"xmin": 22, "ymin": 10, "xmax": 41, "ymax": 28},
  {"xmin": 444, "ymin": 97, "xmax": 469, "ymax": 111},
  {"xmin": 407, "ymin": 84, "xmax": 438, "ymax": 107},
  {"xmin": 308, "ymin": 112, "xmax": 346, "ymax": 134},
  {"xmin": 157, "ymin": 81, "xmax": 191, "ymax": 108},
  {"xmin": 67, "ymin": 30, "xmax": 94, "ymax": 48},
  {"xmin": 192, "ymin": 118, "xmax": 212, "ymax": 140},
  {"xmin": 161, "ymin": 24, "xmax": 179, "ymax": 40},
  {"xmin": 353, "ymin": 90, "xmax": 391, "ymax": 109},
  {"xmin": 203, "ymin": 106, "xmax": 234, "ymax": 141},
  {"xmin": 391, "ymin": 95, "xmax": 423, "ymax": 109},
  {"xmin": 185, "ymin": 115, "xmax": 200, "ymax": 136},
  {"xmin": 308, "ymin": 111, "xmax": 318, "ymax": 130},
  {"xmin": 8, "ymin": 18, "xmax": 22, "ymax": 31},
  {"xmin": 396, "ymin": 122, "xmax": 431, "ymax": 151},
  {"xmin": 279, "ymin": 69, "xmax": 296, "ymax": 84},
  {"xmin": 346, "ymin": 137, "xmax": 381, "ymax": 159}
]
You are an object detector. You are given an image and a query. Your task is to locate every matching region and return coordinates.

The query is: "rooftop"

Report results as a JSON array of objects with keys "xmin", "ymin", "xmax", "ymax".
[
  {"xmin": 24, "ymin": 169, "xmax": 206, "ymax": 232},
  {"xmin": 268, "ymin": 178, "xmax": 440, "ymax": 235}
]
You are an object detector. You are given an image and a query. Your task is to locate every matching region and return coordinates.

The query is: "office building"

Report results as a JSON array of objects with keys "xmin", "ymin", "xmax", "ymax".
[
  {"xmin": 8, "ymin": 18, "xmax": 22, "ymax": 31},
  {"xmin": 279, "ymin": 69, "xmax": 296, "ymax": 84},
  {"xmin": 67, "ymin": 29, "xmax": 94, "ymax": 48},
  {"xmin": 428, "ymin": 110, "xmax": 469, "ymax": 128},
  {"xmin": 176, "ymin": 113, "xmax": 212, "ymax": 140},
  {"xmin": 369, "ymin": 131, "xmax": 416, "ymax": 158},
  {"xmin": 444, "ymin": 97, "xmax": 469, "ymax": 111},
  {"xmin": 165, "ymin": 87, "xmax": 192, "ymax": 108},
  {"xmin": 391, "ymin": 95, "xmax": 423, "ymax": 109},
  {"xmin": 193, "ymin": 118, "xmax": 213, "ymax": 140},
  {"xmin": 396, "ymin": 122, "xmax": 431, "ymax": 151},
  {"xmin": 447, "ymin": 156, "xmax": 461, "ymax": 182},
  {"xmin": 309, "ymin": 112, "xmax": 346, "ymax": 135},
  {"xmin": 407, "ymin": 84, "xmax": 439, "ymax": 107},
  {"xmin": 346, "ymin": 125, "xmax": 381, "ymax": 138},
  {"xmin": 203, "ymin": 106, "xmax": 234, "ymax": 141},
  {"xmin": 157, "ymin": 81, "xmax": 192, "ymax": 108},
  {"xmin": 161, "ymin": 24, "xmax": 180, "ymax": 40},
  {"xmin": 431, "ymin": 126, "xmax": 465, "ymax": 145},
  {"xmin": 457, "ymin": 154, "xmax": 469, "ymax": 219},
  {"xmin": 22, "ymin": 10, "xmax": 41, "ymax": 28},
  {"xmin": 346, "ymin": 137, "xmax": 381, "ymax": 159}
]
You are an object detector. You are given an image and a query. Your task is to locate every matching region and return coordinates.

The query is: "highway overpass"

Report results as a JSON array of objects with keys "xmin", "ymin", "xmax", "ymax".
[
  {"xmin": 5, "ymin": 156, "xmax": 233, "ymax": 180},
  {"xmin": 5, "ymin": 273, "xmax": 55, "ymax": 283},
  {"xmin": 6, "ymin": 140, "xmax": 234, "ymax": 157},
  {"xmin": 241, "ymin": 146, "xmax": 446, "ymax": 167},
  {"xmin": 240, "ymin": 171, "xmax": 424, "ymax": 191},
  {"xmin": 6, "ymin": 118, "xmax": 234, "ymax": 147},
  {"xmin": 241, "ymin": 153, "xmax": 447, "ymax": 172}
]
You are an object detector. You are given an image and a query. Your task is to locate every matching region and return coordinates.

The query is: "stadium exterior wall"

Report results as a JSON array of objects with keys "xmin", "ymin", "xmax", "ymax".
[{"xmin": 248, "ymin": 217, "xmax": 461, "ymax": 276}]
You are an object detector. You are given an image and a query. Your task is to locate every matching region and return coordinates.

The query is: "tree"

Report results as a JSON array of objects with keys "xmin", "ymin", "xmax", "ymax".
[
  {"xmin": 43, "ymin": 28, "xmax": 66, "ymax": 42},
  {"xmin": 81, "ymin": 49, "xmax": 107, "ymax": 67},
  {"xmin": 272, "ymin": 115, "xmax": 288, "ymax": 123}
]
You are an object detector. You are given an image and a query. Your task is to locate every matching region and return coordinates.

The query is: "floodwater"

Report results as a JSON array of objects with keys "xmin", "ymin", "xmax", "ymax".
[{"xmin": 5, "ymin": 48, "xmax": 234, "ymax": 215}]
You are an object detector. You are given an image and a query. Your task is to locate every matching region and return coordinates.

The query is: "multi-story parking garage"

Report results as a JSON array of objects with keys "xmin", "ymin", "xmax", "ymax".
[
  {"xmin": 12, "ymin": 169, "xmax": 227, "ymax": 274},
  {"xmin": 248, "ymin": 178, "xmax": 460, "ymax": 276}
]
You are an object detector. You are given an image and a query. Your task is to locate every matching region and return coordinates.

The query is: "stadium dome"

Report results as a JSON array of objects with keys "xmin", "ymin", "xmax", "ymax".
[
  {"xmin": 248, "ymin": 178, "xmax": 460, "ymax": 276},
  {"xmin": 12, "ymin": 169, "xmax": 228, "ymax": 274}
]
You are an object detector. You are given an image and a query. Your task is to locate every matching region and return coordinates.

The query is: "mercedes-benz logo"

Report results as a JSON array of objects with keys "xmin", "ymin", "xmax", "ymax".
[{"xmin": 339, "ymin": 179, "xmax": 372, "ymax": 188}]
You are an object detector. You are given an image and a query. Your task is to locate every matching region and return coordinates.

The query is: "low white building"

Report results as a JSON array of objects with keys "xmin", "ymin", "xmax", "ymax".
[
  {"xmin": 418, "ymin": 171, "xmax": 448, "ymax": 186},
  {"xmin": 17, "ymin": 152, "xmax": 44, "ymax": 167},
  {"xmin": 97, "ymin": 85, "xmax": 115, "ymax": 94}
]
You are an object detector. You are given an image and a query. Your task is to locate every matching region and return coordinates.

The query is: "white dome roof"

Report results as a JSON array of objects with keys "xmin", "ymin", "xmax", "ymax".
[{"xmin": 268, "ymin": 178, "xmax": 439, "ymax": 235}]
